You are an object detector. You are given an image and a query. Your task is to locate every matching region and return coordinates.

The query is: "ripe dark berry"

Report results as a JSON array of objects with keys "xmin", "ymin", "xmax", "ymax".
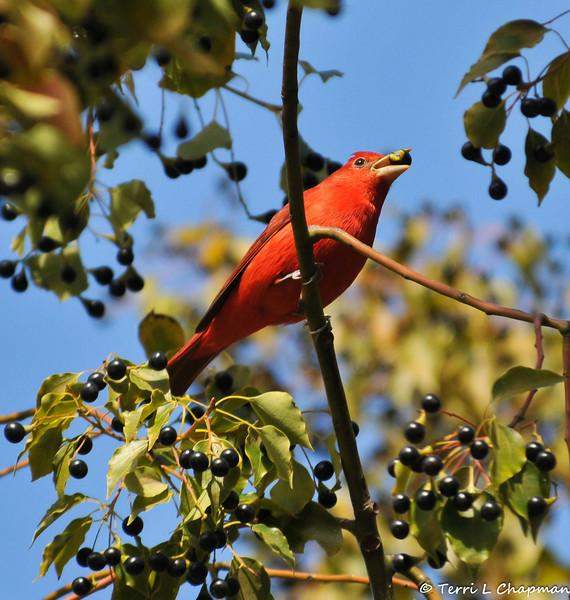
[
  {"xmin": 144, "ymin": 133, "xmax": 162, "ymax": 150},
  {"xmin": 220, "ymin": 448, "xmax": 239, "ymax": 468},
  {"xmin": 11, "ymin": 270, "xmax": 28, "ymax": 292},
  {"xmin": 525, "ymin": 441, "xmax": 543, "ymax": 462},
  {"xmin": 502, "ymin": 65, "xmax": 522, "ymax": 86},
  {"xmin": 470, "ymin": 439, "xmax": 489, "ymax": 460},
  {"xmin": 104, "ymin": 547, "xmax": 121, "ymax": 566},
  {"xmin": 427, "ymin": 551, "xmax": 447, "ymax": 569},
  {"xmin": 109, "ymin": 279, "xmax": 126, "ymax": 297},
  {"xmin": 174, "ymin": 116, "xmax": 189, "ymax": 139},
  {"xmin": 71, "ymin": 577, "xmax": 93, "ymax": 596},
  {"xmin": 235, "ymin": 503, "xmax": 256, "ymax": 523},
  {"xmin": 0, "ymin": 260, "xmax": 16, "ymax": 279},
  {"xmin": 96, "ymin": 101, "xmax": 115, "ymax": 122},
  {"xmin": 318, "ymin": 488, "xmax": 337, "ymax": 508},
  {"xmin": 327, "ymin": 160, "xmax": 342, "ymax": 174},
  {"xmin": 83, "ymin": 299, "xmax": 105, "ymax": 319},
  {"xmin": 262, "ymin": 0, "xmax": 276, "ymax": 7},
  {"xmin": 183, "ymin": 450, "xmax": 209, "ymax": 472},
  {"xmin": 422, "ymin": 455, "xmax": 443, "ymax": 476},
  {"xmin": 186, "ymin": 561, "xmax": 208, "ymax": 585},
  {"xmin": 69, "ymin": 459, "xmax": 88, "ymax": 479},
  {"xmin": 193, "ymin": 156, "xmax": 207, "ymax": 169},
  {"xmin": 392, "ymin": 493, "xmax": 411, "ymax": 514},
  {"xmin": 122, "ymin": 515, "xmax": 144, "ymax": 536},
  {"xmin": 87, "ymin": 551, "xmax": 106, "ymax": 571},
  {"xmin": 453, "ymin": 491, "xmax": 473, "ymax": 511},
  {"xmin": 77, "ymin": 436, "xmax": 93, "ymax": 455},
  {"xmin": 538, "ymin": 97, "xmax": 557, "ymax": 117},
  {"xmin": 314, "ymin": 460, "xmax": 334, "ymax": 481},
  {"xmin": 149, "ymin": 551, "xmax": 169, "ymax": 572},
  {"xmin": 240, "ymin": 29, "xmax": 259, "ymax": 44},
  {"xmin": 107, "ymin": 358, "xmax": 127, "ymax": 380},
  {"xmin": 415, "ymin": 489, "xmax": 437, "ymax": 511},
  {"xmin": 92, "ymin": 266, "xmax": 114, "ymax": 285},
  {"xmin": 76, "ymin": 547, "xmax": 92, "ymax": 567},
  {"xmin": 461, "ymin": 141, "xmax": 483, "ymax": 163},
  {"xmin": 111, "ymin": 416, "xmax": 124, "ymax": 433},
  {"xmin": 480, "ymin": 500, "xmax": 502, "ymax": 521},
  {"xmin": 303, "ymin": 171, "xmax": 318, "ymax": 190},
  {"xmin": 210, "ymin": 578, "xmax": 230, "ymax": 598},
  {"xmin": 124, "ymin": 556, "xmax": 145, "ymax": 575},
  {"xmin": 398, "ymin": 445, "xmax": 421, "ymax": 467},
  {"xmin": 4, "ymin": 422, "xmax": 25, "ymax": 443},
  {"xmin": 1, "ymin": 202, "xmax": 18, "ymax": 221},
  {"xmin": 493, "ymin": 144, "xmax": 511, "ymax": 166},
  {"xmin": 535, "ymin": 450, "xmax": 556, "ymax": 472},
  {"xmin": 404, "ymin": 421, "xmax": 425, "ymax": 444},
  {"xmin": 149, "ymin": 351, "xmax": 167, "ymax": 370},
  {"xmin": 487, "ymin": 77, "xmax": 506, "ymax": 96},
  {"xmin": 126, "ymin": 271, "xmax": 145, "ymax": 292},
  {"xmin": 213, "ymin": 529, "xmax": 227, "ymax": 549},
  {"xmin": 80, "ymin": 381, "xmax": 99, "ymax": 403},
  {"xmin": 88, "ymin": 371, "xmax": 106, "ymax": 391},
  {"xmin": 482, "ymin": 90, "xmax": 501, "ymax": 108},
  {"xmin": 392, "ymin": 553, "xmax": 413, "ymax": 573},
  {"xmin": 520, "ymin": 97, "xmax": 540, "ymax": 118},
  {"xmin": 154, "ymin": 48, "xmax": 171, "ymax": 66},
  {"xmin": 117, "ymin": 247, "xmax": 134, "ymax": 266},
  {"xmin": 527, "ymin": 496, "xmax": 547, "ymax": 518},
  {"xmin": 303, "ymin": 151, "xmax": 325, "ymax": 172},
  {"xmin": 198, "ymin": 531, "xmax": 218, "ymax": 552},
  {"xmin": 214, "ymin": 370, "xmax": 233, "ymax": 392},
  {"xmin": 390, "ymin": 519, "xmax": 409, "ymax": 539},
  {"xmin": 533, "ymin": 145, "xmax": 554, "ymax": 163},
  {"xmin": 37, "ymin": 236, "xmax": 58, "ymax": 253},
  {"xmin": 167, "ymin": 558, "xmax": 187, "ymax": 577},
  {"xmin": 163, "ymin": 160, "xmax": 180, "ymax": 179},
  {"xmin": 457, "ymin": 425, "xmax": 475, "ymax": 444},
  {"xmin": 211, "ymin": 457, "xmax": 230, "ymax": 477},
  {"xmin": 438, "ymin": 476, "xmax": 459, "ymax": 497},
  {"xmin": 352, "ymin": 421, "xmax": 360, "ymax": 437},
  {"xmin": 226, "ymin": 576, "xmax": 240, "ymax": 596},
  {"xmin": 387, "ymin": 459, "xmax": 397, "ymax": 478},
  {"xmin": 159, "ymin": 426, "xmax": 177, "ymax": 446},
  {"xmin": 243, "ymin": 10, "xmax": 264, "ymax": 30},
  {"xmin": 175, "ymin": 158, "xmax": 194, "ymax": 175},
  {"xmin": 421, "ymin": 393, "xmax": 441, "ymax": 413},
  {"xmin": 60, "ymin": 265, "xmax": 77, "ymax": 284},
  {"xmin": 489, "ymin": 176, "xmax": 507, "ymax": 200},
  {"xmin": 222, "ymin": 490, "xmax": 240, "ymax": 511},
  {"xmin": 123, "ymin": 114, "xmax": 141, "ymax": 133},
  {"xmin": 226, "ymin": 161, "xmax": 247, "ymax": 182}
]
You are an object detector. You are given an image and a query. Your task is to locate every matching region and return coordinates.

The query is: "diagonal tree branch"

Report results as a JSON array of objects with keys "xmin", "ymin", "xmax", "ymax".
[{"xmin": 281, "ymin": 3, "xmax": 389, "ymax": 599}]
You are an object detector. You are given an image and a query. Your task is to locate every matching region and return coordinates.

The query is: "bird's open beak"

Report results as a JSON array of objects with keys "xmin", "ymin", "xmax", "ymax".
[{"xmin": 371, "ymin": 148, "xmax": 412, "ymax": 183}]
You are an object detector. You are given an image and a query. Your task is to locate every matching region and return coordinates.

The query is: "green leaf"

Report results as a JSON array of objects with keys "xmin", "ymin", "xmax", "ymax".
[
  {"xmin": 231, "ymin": 556, "xmax": 273, "ymax": 600},
  {"xmin": 492, "ymin": 366, "xmax": 564, "ymax": 402},
  {"xmin": 245, "ymin": 430, "xmax": 269, "ymax": 487},
  {"xmin": 299, "ymin": 59, "xmax": 343, "ymax": 83},
  {"xmin": 410, "ymin": 501, "xmax": 446, "ymax": 556},
  {"xmin": 28, "ymin": 427, "xmax": 64, "ymax": 481},
  {"xmin": 36, "ymin": 372, "xmax": 80, "ymax": 405},
  {"xmin": 456, "ymin": 20, "xmax": 547, "ymax": 94},
  {"xmin": 52, "ymin": 440, "xmax": 76, "ymax": 497},
  {"xmin": 270, "ymin": 460, "xmax": 314, "ymax": 514},
  {"xmin": 107, "ymin": 440, "xmax": 148, "ymax": 497},
  {"xmin": 39, "ymin": 516, "xmax": 92, "ymax": 577},
  {"xmin": 132, "ymin": 488, "xmax": 172, "ymax": 518},
  {"xmin": 129, "ymin": 366, "xmax": 170, "ymax": 393},
  {"xmin": 441, "ymin": 495, "xmax": 502, "ymax": 566},
  {"xmin": 464, "ymin": 101, "xmax": 506, "ymax": 149},
  {"xmin": 552, "ymin": 110, "xmax": 570, "ymax": 177},
  {"xmin": 125, "ymin": 465, "xmax": 168, "ymax": 497},
  {"xmin": 147, "ymin": 401, "xmax": 175, "ymax": 450},
  {"xmin": 258, "ymin": 425, "xmax": 292, "ymax": 483},
  {"xmin": 122, "ymin": 408, "xmax": 142, "ymax": 443},
  {"xmin": 33, "ymin": 493, "xmax": 89, "ymax": 543},
  {"xmin": 109, "ymin": 180, "xmax": 155, "ymax": 231},
  {"xmin": 524, "ymin": 129, "xmax": 556, "ymax": 204},
  {"xmin": 501, "ymin": 462, "xmax": 550, "ymax": 522},
  {"xmin": 252, "ymin": 524, "xmax": 295, "ymax": 566},
  {"xmin": 249, "ymin": 392, "xmax": 312, "ymax": 448},
  {"xmin": 542, "ymin": 52, "xmax": 570, "ymax": 110},
  {"xmin": 138, "ymin": 312, "xmax": 185, "ymax": 359},
  {"xmin": 177, "ymin": 121, "xmax": 231, "ymax": 160},
  {"xmin": 283, "ymin": 502, "xmax": 343, "ymax": 556},
  {"xmin": 489, "ymin": 419, "xmax": 526, "ymax": 485}
]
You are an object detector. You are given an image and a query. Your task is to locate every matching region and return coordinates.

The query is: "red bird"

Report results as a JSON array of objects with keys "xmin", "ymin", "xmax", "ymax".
[{"xmin": 168, "ymin": 150, "xmax": 411, "ymax": 394}]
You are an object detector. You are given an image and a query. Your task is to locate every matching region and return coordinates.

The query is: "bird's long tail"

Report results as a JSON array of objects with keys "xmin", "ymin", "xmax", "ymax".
[{"xmin": 167, "ymin": 331, "xmax": 221, "ymax": 395}]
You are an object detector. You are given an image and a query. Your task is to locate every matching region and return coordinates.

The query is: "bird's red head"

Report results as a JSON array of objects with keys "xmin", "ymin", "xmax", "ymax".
[{"xmin": 330, "ymin": 149, "xmax": 412, "ymax": 200}]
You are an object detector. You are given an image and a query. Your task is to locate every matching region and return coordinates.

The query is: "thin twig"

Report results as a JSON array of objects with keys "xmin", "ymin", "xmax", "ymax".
[
  {"xmin": 562, "ymin": 334, "xmax": 570, "ymax": 462},
  {"xmin": 0, "ymin": 459, "xmax": 29, "ymax": 478},
  {"xmin": 223, "ymin": 84, "xmax": 283, "ymax": 113},
  {"xmin": 0, "ymin": 408, "xmax": 35, "ymax": 424},
  {"xmin": 509, "ymin": 315, "xmax": 545, "ymax": 428},
  {"xmin": 281, "ymin": 4, "xmax": 389, "ymax": 599},
  {"xmin": 407, "ymin": 566, "xmax": 442, "ymax": 600},
  {"xmin": 308, "ymin": 226, "xmax": 569, "ymax": 333}
]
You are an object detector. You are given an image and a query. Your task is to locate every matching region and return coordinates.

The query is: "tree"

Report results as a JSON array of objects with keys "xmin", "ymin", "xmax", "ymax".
[{"xmin": 1, "ymin": 2, "xmax": 568, "ymax": 599}]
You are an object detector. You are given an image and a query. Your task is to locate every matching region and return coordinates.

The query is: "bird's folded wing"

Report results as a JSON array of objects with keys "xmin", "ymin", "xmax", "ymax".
[{"xmin": 195, "ymin": 207, "xmax": 292, "ymax": 332}]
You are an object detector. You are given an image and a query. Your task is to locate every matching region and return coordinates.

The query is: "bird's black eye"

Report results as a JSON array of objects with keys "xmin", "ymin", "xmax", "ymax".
[{"xmin": 354, "ymin": 157, "xmax": 366, "ymax": 168}]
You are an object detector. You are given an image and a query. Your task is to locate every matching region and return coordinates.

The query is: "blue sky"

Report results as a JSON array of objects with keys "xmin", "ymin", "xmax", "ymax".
[{"xmin": 0, "ymin": 2, "xmax": 568, "ymax": 597}]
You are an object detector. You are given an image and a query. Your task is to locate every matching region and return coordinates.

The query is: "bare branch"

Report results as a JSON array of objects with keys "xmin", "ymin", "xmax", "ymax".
[
  {"xmin": 0, "ymin": 459, "xmax": 29, "ymax": 479},
  {"xmin": 0, "ymin": 408, "xmax": 35, "ymax": 424},
  {"xmin": 44, "ymin": 571, "xmax": 112, "ymax": 600},
  {"xmin": 407, "ymin": 566, "xmax": 442, "ymax": 600}
]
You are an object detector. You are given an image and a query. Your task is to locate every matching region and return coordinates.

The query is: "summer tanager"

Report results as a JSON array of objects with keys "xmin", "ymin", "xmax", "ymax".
[{"xmin": 168, "ymin": 150, "xmax": 411, "ymax": 394}]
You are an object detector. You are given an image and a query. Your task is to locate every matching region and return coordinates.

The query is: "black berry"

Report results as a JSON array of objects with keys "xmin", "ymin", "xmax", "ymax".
[
  {"xmin": 387, "ymin": 459, "xmax": 397, "ymax": 478},
  {"xmin": 144, "ymin": 133, "xmax": 162, "ymax": 150},
  {"xmin": 415, "ymin": 489, "xmax": 437, "ymax": 511},
  {"xmin": 107, "ymin": 358, "xmax": 127, "ymax": 380},
  {"xmin": 198, "ymin": 531, "xmax": 218, "ymax": 552},
  {"xmin": 303, "ymin": 171, "xmax": 318, "ymax": 190},
  {"xmin": 77, "ymin": 436, "xmax": 93, "ymax": 455},
  {"xmin": 470, "ymin": 439, "xmax": 489, "ymax": 460},
  {"xmin": 1, "ymin": 202, "xmax": 18, "ymax": 221},
  {"xmin": 457, "ymin": 425, "xmax": 475, "ymax": 445},
  {"xmin": 404, "ymin": 421, "xmax": 425, "ymax": 444},
  {"xmin": 4, "ymin": 422, "xmax": 25, "ymax": 443},
  {"xmin": 174, "ymin": 116, "xmax": 189, "ymax": 139},
  {"xmin": 243, "ymin": 10, "xmax": 264, "ymax": 30},
  {"xmin": 489, "ymin": 176, "xmax": 507, "ymax": 200},
  {"xmin": 182, "ymin": 450, "xmax": 209, "ymax": 472},
  {"xmin": 220, "ymin": 448, "xmax": 239, "ymax": 468},
  {"xmin": 163, "ymin": 160, "xmax": 180, "ymax": 179},
  {"xmin": 461, "ymin": 141, "xmax": 483, "ymax": 163},
  {"xmin": 226, "ymin": 162, "xmax": 247, "ymax": 182},
  {"xmin": 210, "ymin": 579, "xmax": 229, "ymax": 599},
  {"xmin": 214, "ymin": 370, "xmax": 233, "ymax": 392},
  {"xmin": 502, "ymin": 65, "xmax": 522, "ymax": 86},
  {"xmin": 104, "ymin": 547, "xmax": 121, "ymax": 566},
  {"xmin": 125, "ymin": 271, "xmax": 145, "ymax": 292},
  {"xmin": 327, "ymin": 160, "xmax": 342, "ymax": 174},
  {"xmin": 83, "ymin": 299, "xmax": 105, "ymax": 319},
  {"xmin": 318, "ymin": 488, "xmax": 337, "ymax": 508},
  {"xmin": 111, "ymin": 416, "xmax": 124, "ymax": 433},
  {"xmin": 88, "ymin": 371, "xmax": 107, "ymax": 391},
  {"xmin": 213, "ymin": 528, "xmax": 227, "ymax": 549},
  {"xmin": 352, "ymin": 421, "xmax": 360, "ymax": 437},
  {"xmin": 480, "ymin": 499, "xmax": 502, "ymax": 521},
  {"xmin": 80, "ymin": 381, "xmax": 99, "ymax": 403},
  {"xmin": 538, "ymin": 97, "xmax": 557, "ymax": 117},
  {"xmin": 0, "ymin": 260, "xmax": 16, "ymax": 279},
  {"xmin": 211, "ymin": 457, "xmax": 230, "ymax": 477},
  {"xmin": 390, "ymin": 519, "xmax": 409, "ymax": 539},
  {"xmin": 525, "ymin": 441, "xmax": 543, "ymax": 462},
  {"xmin": 149, "ymin": 351, "xmax": 167, "ymax": 370},
  {"xmin": 186, "ymin": 561, "xmax": 208, "ymax": 585},
  {"xmin": 60, "ymin": 265, "xmax": 77, "ymax": 284},
  {"xmin": 193, "ymin": 156, "xmax": 207, "ymax": 169},
  {"xmin": 303, "ymin": 151, "xmax": 325, "ymax": 172},
  {"xmin": 116, "ymin": 247, "xmax": 134, "ymax": 266},
  {"xmin": 482, "ymin": 90, "xmax": 501, "ymax": 108},
  {"xmin": 226, "ymin": 576, "xmax": 240, "ymax": 596},
  {"xmin": 167, "ymin": 557, "xmax": 187, "ymax": 577},
  {"xmin": 122, "ymin": 515, "xmax": 144, "ymax": 536},
  {"xmin": 235, "ymin": 503, "xmax": 256, "ymax": 523},
  {"xmin": 37, "ymin": 236, "xmax": 58, "ymax": 253},
  {"xmin": 422, "ymin": 455, "xmax": 443, "ymax": 476},
  {"xmin": 486, "ymin": 77, "xmax": 506, "ymax": 96},
  {"xmin": 527, "ymin": 496, "xmax": 547, "ymax": 518},
  {"xmin": 438, "ymin": 475, "xmax": 459, "ymax": 497},
  {"xmin": 76, "ymin": 547, "xmax": 92, "ymax": 567},
  {"xmin": 154, "ymin": 48, "xmax": 171, "ymax": 66},
  {"xmin": 159, "ymin": 426, "xmax": 177, "ymax": 446},
  {"xmin": 493, "ymin": 144, "xmax": 511, "ymax": 166},
  {"xmin": 314, "ymin": 460, "xmax": 334, "ymax": 481},
  {"xmin": 427, "ymin": 551, "xmax": 447, "ymax": 569},
  {"xmin": 520, "ymin": 97, "xmax": 540, "ymax": 118},
  {"xmin": 222, "ymin": 490, "xmax": 240, "ymax": 511},
  {"xmin": 11, "ymin": 270, "xmax": 28, "ymax": 292},
  {"xmin": 71, "ymin": 577, "xmax": 92, "ymax": 596},
  {"xmin": 92, "ymin": 266, "xmax": 114, "ymax": 285},
  {"xmin": 109, "ymin": 279, "xmax": 126, "ymax": 297},
  {"xmin": 398, "ymin": 445, "xmax": 421, "ymax": 467},
  {"xmin": 149, "ymin": 551, "xmax": 169, "ymax": 572},
  {"xmin": 124, "ymin": 556, "xmax": 145, "ymax": 575},
  {"xmin": 175, "ymin": 158, "xmax": 194, "ymax": 175},
  {"xmin": 392, "ymin": 493, "xmax": 411, "ymax": 514},
  {"xmin": 87, "ymin": 551, "xmax": 106, "ymax": 571},
  {"xmin": 535, "ymin": 450, "xmax": 556, "ymax": 472},
  {"xmin": 69, "ymin": 459, "xmax": 88, "ymax": 479},
  {"xmin": 421, "ymin": 393, "xmax": 441, "ymax": 413},
  {"xmin": 392, "ymin": 553, "xmax": 412, "ymax": 573},
  {"xmin": 453, "ymin": 491, "xmax": 473, "ymax": 511}
]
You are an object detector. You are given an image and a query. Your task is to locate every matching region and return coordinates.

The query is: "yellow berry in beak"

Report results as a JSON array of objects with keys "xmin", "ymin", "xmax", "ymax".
[{"xmin": 388, "ymin": 149, "xmax": 412, "ymax": 166}]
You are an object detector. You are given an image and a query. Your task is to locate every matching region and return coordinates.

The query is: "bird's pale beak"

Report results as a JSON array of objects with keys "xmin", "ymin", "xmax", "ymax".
[{"xmin": 371, "ymin": 149, "xmax": 412, "ymax": 183}]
